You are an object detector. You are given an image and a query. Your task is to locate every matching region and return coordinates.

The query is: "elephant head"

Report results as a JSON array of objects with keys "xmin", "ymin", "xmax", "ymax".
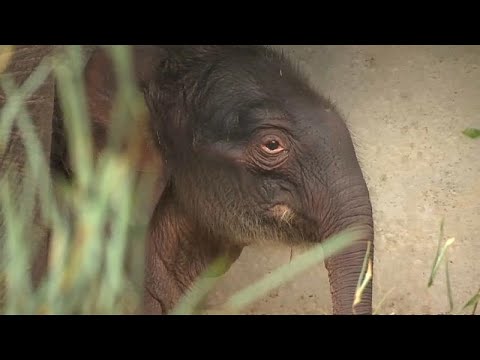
[{"xmin": 69, "ymin": 45, "xmax": 374, "ymax": 315}]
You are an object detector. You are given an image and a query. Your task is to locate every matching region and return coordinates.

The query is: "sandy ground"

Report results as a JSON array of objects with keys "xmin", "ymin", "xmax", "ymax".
[{"xmin": 204, "ymin": 45, "xmax": 480, "ymax": 315}]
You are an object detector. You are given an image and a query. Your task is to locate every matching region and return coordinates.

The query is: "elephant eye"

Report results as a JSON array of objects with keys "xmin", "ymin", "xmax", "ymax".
[
  {"xmin": 248, "ymin": 130, "xmax": 290, "ymax": 170},
  {"xmin": 260, "ymin": 136, "xmax": 285, "ymax": 155},
  {"xmin": 265, "ymin": 140, "xmax": 280, "ymax": 151}
]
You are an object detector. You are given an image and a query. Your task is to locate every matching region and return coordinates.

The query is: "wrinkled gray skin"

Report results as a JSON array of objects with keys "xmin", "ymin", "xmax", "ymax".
[{"xmin": 0, "ymin": 45, "xmax": 374, "ymax": 314}]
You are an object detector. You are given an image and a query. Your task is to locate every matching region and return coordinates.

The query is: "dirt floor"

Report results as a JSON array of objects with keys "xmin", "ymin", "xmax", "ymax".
[{"xmin": 205, "ymin": 45, "xmax": 480, "ymax": 315}]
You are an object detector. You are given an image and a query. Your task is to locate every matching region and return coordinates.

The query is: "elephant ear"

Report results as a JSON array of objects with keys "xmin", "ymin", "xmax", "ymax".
[{"xmin": 82, "ymin": 46, "xmax": 172, "ymax": 215}]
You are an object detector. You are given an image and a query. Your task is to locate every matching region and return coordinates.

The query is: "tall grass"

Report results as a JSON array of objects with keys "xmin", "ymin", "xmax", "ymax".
[
  {"xmin": 427, "ymin": 219, "xmax": 479, "ymax": 315},
  {"xmin": 0, "ymin": 45, "xmax": 148, "ymax": 314},
  {"xmin": 0, "ymin": 45, "xmax": 373, "ymax": 315}
]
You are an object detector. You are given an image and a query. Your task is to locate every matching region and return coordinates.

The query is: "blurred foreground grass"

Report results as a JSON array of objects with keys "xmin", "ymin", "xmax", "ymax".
[{"xmin": 0, "ymin": 45, "xmax": 149, "ymax": 314}]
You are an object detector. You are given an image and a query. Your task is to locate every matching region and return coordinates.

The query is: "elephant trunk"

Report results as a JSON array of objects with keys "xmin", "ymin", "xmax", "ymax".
[{"xmin": 323, "ymin": 175, "xmax": 374, "ymax": 315}]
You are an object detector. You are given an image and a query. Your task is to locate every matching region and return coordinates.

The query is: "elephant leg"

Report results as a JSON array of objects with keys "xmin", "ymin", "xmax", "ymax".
[{"xmin": 0, "ymin": 45, "xmax": 56, "ymax": 288}]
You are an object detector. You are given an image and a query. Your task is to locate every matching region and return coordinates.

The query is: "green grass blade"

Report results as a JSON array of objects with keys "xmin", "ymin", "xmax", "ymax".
[
  {"xmin": 0, "ymin": 58, "xmax": 53, "ymax": 151},
  {"xmin": 428, "ymin": 219, "xmax": 446, "ymax": 287},
  {"xmin": 222, "ymin": 228, "xmax": 364, "ymax": 313},
  {"xmin": 170, "ymin": 256, "xmax": 234, "ymax": 315},
  {"xmin": 462, "ymin": 287, "xmax": 480, "ymax": 315},
  {"xmin": 445, "ymin": 252, "xmax": 454, "ymax": 313},
  {"xmin": 373, "ymin": 287, "xmax": 396, "ymax": 315},
  {"xmin": 353, "ymin": 240, "xmax": 373, "ymax": 309},
  {"xmin": 462, "ymin": 128, "xmax": 480, "ymax": 139},
  {"xmin": 0, "ymin": 182, "xmax": 33, "ymax": 313},
  {"xmin": 0, "ymin": 74, "xmax": 64, "ymax": 233},
  {"xmin": 428, "ymin": 237, "xmax": 455, "ymax": 288},
  {"xmin": 53, "ymin": 46, "xmax": 93, "ymax": 191},
  {"xmin": 96, "ymin": 156, "xmax": 134, "ymax": 313}
]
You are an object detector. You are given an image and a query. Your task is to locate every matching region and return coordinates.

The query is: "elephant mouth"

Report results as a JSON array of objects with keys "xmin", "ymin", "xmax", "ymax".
[
  {"xmin": 268, "ymin": 204, "xmax": 296, "ymax": 224},
  {"xmin": 264, "ymin": 204, "xmax": 335, "ymax": 244}
]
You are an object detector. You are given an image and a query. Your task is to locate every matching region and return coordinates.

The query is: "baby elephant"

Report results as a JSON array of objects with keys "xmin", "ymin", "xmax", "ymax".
[{"xmin": 54, "ymin": 45, "xmax": 374, "ymax": 314}]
